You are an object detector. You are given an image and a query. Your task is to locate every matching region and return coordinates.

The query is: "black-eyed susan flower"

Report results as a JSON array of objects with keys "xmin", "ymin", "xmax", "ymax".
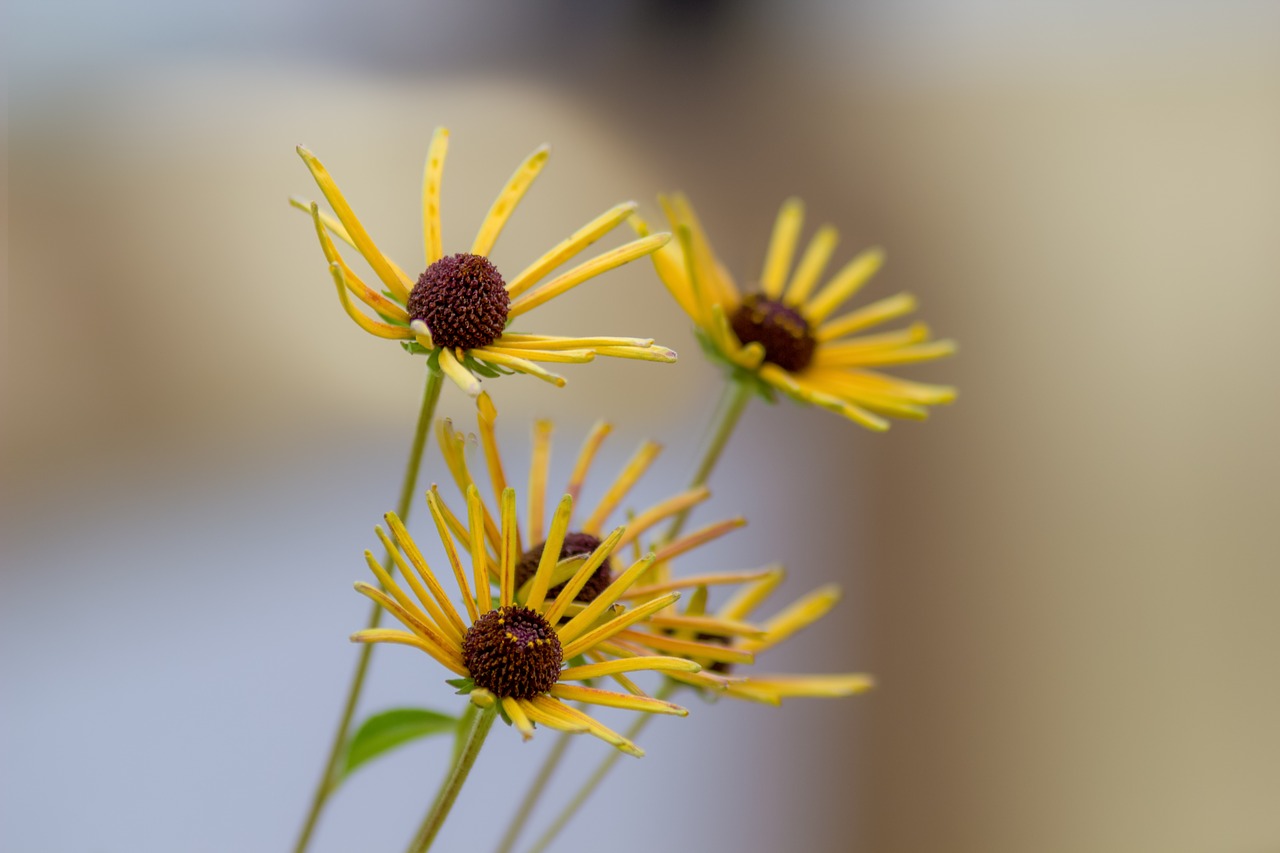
[
  {"xmin": 293, "ymin": 127, "xmax": 676, "ymax": 396},
  {"xmin": 351, "ymin": 484, "xmax": 706, "ymax": 756},
  {"xmin": 635, "ymin": 194, "xmax": 956, "ymax": 430},
  {"xmin": 608, "ymin": 562, "xmax": 874, "ymax": 704},
  {"xmin": 429, "ymin": 393, "xmax": 771, "ymax": 693}
]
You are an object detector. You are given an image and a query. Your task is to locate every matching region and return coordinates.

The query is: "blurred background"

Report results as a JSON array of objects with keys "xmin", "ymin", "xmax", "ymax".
[{"xmin": 4, "ymin": 1, "xmax": 1280, "ymax": 851}]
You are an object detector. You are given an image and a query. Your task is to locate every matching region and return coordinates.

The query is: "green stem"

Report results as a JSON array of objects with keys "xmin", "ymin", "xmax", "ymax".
[
  {"xmin": 664, "ymin": 376, "xmax": 753, "ymax": 541},
  {"xmin": 407, "ymin": 704, "xmax": 498, "ymax": 853},
  {"xmin": 492, "ymin": 725, "xmax": 574, "ymax": 853},
  {"xmin": 293, "ymin": 369, "xmax": 445, "ymax": 853},
  {"xmin": 525, "ymin": 683, "xmax": 677, "ymax": 853}
]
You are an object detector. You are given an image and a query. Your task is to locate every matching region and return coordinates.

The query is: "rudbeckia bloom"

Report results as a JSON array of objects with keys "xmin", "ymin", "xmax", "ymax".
[
  {"xmin": 351, "ymin": 483, "xmax": 705, "ymax": 756},
  {"xmin": 612, "ymin": 564, "xmax": 875, "ymax": 704},
  {"xmin": 433, "ymin": 393, "xmax": 765, "ymax": 693},
  {"xmin": 293, "ymin": 127, "xmax": 676, "ymax": 396},
  {"xmin": 636, "ymin": 195, "xmax": 956, "ymax": 430}
]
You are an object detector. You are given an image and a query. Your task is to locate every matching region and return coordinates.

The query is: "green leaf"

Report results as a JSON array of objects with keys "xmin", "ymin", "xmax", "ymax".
[{"xmin": 339, "ymin": 707, "xmax": 459, "ymax": 782}]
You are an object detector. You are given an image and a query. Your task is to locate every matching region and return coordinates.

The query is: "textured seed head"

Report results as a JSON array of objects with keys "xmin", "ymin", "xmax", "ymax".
[
  {"xmin": 407, "ymin": 253, "xmax": 509, "ymax": 350},
  {"xmin": 729, "ymin": 293, "xmax": 817, "ymax": 372},
  {"xmin": 462, "ymin": 605, "xmax": 563, "ymax": 699}
]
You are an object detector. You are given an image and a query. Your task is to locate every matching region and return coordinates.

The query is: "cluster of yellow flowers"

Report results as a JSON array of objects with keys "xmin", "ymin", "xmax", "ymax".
[{"xmin": 292, "ymin": 127, "xmax": 954, "ymax": 850}]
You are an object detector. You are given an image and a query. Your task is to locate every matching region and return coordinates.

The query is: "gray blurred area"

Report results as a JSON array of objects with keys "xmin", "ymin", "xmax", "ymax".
[{"xmin": 4, "ymin": 1, "xmax": 1280, "ymax": 851}]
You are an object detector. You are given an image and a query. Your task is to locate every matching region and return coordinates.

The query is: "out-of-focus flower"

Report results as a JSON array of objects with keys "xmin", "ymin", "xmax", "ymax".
[
  {"xmin": 636, "ymin": 195, "xmax": 956, "ymax": 430},
  {"xmin": 294, "ymin": 127, "xmax": 676, "ymax": 396},
  {"xmin": 350, "ymin": 485, "xmax": 703, "ymax": 755}
]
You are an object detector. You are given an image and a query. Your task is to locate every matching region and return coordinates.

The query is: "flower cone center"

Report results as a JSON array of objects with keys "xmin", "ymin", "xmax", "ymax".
[
  {"xmin": 729, "ymin": 294, "xmax": 816, "ymax": 372},
  {"xmin": 462, "ymin": 605, "xmax": 563, "ymax": 699},
  {"xmin": 408, "ymin": 252, "xmax": 509, "ymax": 350}
]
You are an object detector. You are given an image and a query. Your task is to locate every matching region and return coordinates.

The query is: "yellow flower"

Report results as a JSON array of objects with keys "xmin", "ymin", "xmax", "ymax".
[
  {"xmin": 293, "ymin": 127, "xmax": 676, "ymax": 397},
  {"xmin": 432, "ymin": 393, "xmax": 767, "ymax": 696},
  {"xmin": 636, "ymin": 195, "xmax": 956, "ymax": 430},
  {"xmin": 617, "ymin": 566, "xmax": 875, "ymax": 705},
  {"xmin": 351, "ymin": 483, "xmax": 704, "ymax": 756}
]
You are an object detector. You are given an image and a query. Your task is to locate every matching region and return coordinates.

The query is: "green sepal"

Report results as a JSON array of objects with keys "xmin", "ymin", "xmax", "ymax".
[
  {"xmin": 400, "ymin": 341, "xmax": 434, "ymax": 356},
  {"xmin": 425, "ymin": 347, "xmax": 443, "ymax": 373},
  {"xmin": 446, "ymin": 676, "xmax": 476, "ymax": 695}
]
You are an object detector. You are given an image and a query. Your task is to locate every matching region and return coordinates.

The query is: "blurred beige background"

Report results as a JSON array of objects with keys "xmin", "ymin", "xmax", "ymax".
[{"xmin": 4, "ymin": 2, "xmax": 1279, "ymax": 852}]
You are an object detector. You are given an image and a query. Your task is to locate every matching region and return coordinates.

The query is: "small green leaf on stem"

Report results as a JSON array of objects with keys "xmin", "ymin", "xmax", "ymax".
[{"xmin": 339, "ymin": 707, "xmax": 459, "ymax": 782}]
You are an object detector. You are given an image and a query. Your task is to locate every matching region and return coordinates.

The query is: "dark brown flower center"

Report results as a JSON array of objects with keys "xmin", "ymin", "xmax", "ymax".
[
  {"xmin": 729, "ymin": 293, "xmax": 816, "ymax": 372},
  {"xmin": 514, "ymin": 532, "xmax": 613, "ymax": 604},
  {"xmin": 462, "ymin": 605, "xmax": 563, "ymax": 699},
  {"xmin": 407, "ymin": 252, "xmax": 509, "ymax": 350}
]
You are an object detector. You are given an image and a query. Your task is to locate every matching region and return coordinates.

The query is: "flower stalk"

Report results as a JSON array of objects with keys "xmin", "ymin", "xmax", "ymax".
[
  {"xmin": 293, "ymin": 368, "xmax": 445, "ymax": 853},
  {"xmin": 407, "ymin": 704, "xmax": 499, "ymax": 853}
]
